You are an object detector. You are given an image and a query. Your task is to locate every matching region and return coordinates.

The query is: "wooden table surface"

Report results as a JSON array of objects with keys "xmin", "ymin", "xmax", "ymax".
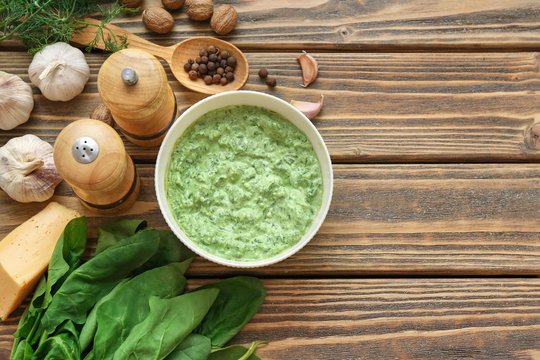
[{"xmin": 1, "ymin": 1, "xmax": 540, "ymax": 359}]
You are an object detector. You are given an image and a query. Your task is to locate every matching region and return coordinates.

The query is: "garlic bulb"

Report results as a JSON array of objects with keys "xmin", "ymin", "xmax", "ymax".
[
  {"xmin": 28, "ymin": 42, "xmax": 90, "ymax": 101},
  {"xmin": 0, "ymin": 71, "xmax": 34, "ymax": 130},
  {"xmin": 0, "ymin": 134, "xmax": 63, "ymax": 202}
]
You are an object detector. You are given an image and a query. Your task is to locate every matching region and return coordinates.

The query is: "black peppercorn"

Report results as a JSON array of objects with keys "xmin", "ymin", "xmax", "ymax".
[
  {"xmin": 186, "ymin": 45, "xmax": 237, "ymax": 87},
  {"xmin": 258, "ymin": 68, "xmax": 268, "ymax": 79},
  {"xmin": 227, "ymin": 56, "xmax": 236, "ymax": 67},
  {"xmin": 266, "ymin": 77, "xmax": 277, "ymax": 88}
]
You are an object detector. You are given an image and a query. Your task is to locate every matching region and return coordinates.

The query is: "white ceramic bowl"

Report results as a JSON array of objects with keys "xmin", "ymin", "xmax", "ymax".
[{"xmin": 155, "ymin": 90, "xmax": 333, "ymax": 267}]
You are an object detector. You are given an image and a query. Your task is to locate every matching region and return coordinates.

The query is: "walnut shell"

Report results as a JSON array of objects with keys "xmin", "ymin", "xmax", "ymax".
[
  {"xmin": 122, "ymin": 0, "xmax": 143, "ymax": 8},
  {"xmin": 142, "ymin": 7, "xmax": 175, "ymax": 34},
  {"xmin": 210, "ymin": 4, "xmax": 237, "ymax": 35},
  {"xmin": 186, "ymin": 0, "xmax": 214, "ymax": 21},
  {"xmin": 162, "ymin": 0, "xmax": 185, "ymax": 10}
]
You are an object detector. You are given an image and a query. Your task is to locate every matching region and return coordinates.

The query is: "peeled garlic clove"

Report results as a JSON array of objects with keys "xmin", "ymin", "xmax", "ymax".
[
  {"xmin": 0, "ymin": 71, "xmax": 34, "ymax": 130},
  {"xmin": 290, "ymin": 95, "xmax": 324, "ymax": 120},
  {"xmin": 0, "ymin": 134, "xmax": 63, "ymax": 202},
  {"xmin": 28, "ymin": 42, "xmax": 90, "ymax": 102},
  {"xmin": 297, "ymin": 51, "xmax": 318, "ymax": 87}
]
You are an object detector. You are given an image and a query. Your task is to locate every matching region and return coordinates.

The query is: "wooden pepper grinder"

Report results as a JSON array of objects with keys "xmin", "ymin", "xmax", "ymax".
[
  {"xmin": 98, "ymin": 48, "xmax": 178, "ymax": 147},
  {"xmin": 53, "ymin": 119, "xmax": 140, "ymax": 213}
]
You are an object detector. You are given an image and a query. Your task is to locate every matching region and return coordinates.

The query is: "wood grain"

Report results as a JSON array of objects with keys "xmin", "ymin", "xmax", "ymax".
[
  {"xmin": 4, "ymin": 0, "xmax": 539, "ymax": 51},
  {"xmin": 1, "ymin": 163, "xmax": 538, "ymax": 276},
  {"xmin": 2, "ymin": 279, "xmax": 540, "ymax": 359},
  {"xmin": 1, "ymin": 51, "xmax": 540, "ymax": 163}
]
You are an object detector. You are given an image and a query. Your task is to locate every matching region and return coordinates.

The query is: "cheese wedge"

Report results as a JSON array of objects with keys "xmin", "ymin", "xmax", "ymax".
[{"xmin": 0, "ymin": 202, "xmax": 80, "ymax": 321}]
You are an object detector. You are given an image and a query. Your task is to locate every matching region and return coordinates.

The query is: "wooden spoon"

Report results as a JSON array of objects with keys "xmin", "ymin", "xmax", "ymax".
[{"xmin": 71, "ymin": 18, "xmax": 249, "ymax": 95}]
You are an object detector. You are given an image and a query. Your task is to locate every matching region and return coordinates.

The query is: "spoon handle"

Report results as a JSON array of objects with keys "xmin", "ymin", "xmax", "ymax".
[{"xmin": 71, "ymin": 18, "xmax": 174, "ymax": 62}]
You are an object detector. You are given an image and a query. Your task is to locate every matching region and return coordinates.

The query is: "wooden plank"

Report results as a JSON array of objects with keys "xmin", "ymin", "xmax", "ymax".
[
  {"xmin": 1, "ymin": 163, "xmax": 538, "ymax": 276},
  {"xmin": 1, "ymin": 279, "xmax": 540, "ymax": 359},
  {"xmin": 1, "ymin": 51, "xmax": 540, "ymax": 163},
  {"xmin": 3, "ymin": 0, "xmax": 540, "ymax": 51}
]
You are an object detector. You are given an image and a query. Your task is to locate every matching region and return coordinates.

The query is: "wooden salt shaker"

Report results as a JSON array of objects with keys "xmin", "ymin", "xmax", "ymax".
[
  {"xmin": 98, "ymin": 48, "xmax": 177, "ymax": 147},
  {"xmin": 53, "ymin": 119, "xmax": 140, "ymax": 213}
]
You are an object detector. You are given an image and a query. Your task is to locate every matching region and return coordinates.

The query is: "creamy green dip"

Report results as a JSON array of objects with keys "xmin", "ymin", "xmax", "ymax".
[{"xmin": 166, "ymin": 105, "xmax": 323, "ymax": 261}]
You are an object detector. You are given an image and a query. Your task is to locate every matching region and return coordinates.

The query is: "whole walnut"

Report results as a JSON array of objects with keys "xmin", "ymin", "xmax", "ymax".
[
  {"xmin": 122, "ymin": 0, "xmax": 143, "ymax": 8},
  {"xmin": 162, "ymin": 0, "xmax": 185, "ymax": 10},
  {"xmin": 186, "ymin": 0, "xmax": 214, "ymax": 21},
  {"xmin": 142, "ymin": 7, "xmax": 175, "ymax": 34},
  {"xmin": 210, "ymin": 4, "xmax": 237, "ymax": 35},
  {"xmin": 90, "ymin": 104, "xmax": 114, "ymax": 127}
]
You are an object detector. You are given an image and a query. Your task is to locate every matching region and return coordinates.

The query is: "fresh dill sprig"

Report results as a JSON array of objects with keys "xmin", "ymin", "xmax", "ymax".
[{"xmin": 0, "ymin": 0, "xmax": 135, "ymax": 54}]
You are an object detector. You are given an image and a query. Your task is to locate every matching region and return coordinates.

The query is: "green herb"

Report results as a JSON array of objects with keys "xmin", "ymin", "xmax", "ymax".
[
  {"xmin": 32, "ymin": 321, "xmax": 80, "ymax": 360},
  {"xmin": 208, "ymin": 342, "xmax": 267, "ymax": 360},
  {"xmin": 10, "ymin": 339, "xmax": 33, "ymax": 360},
  {"xmin": 79, "ymin": 278, "xmax": 130, "ymax": 353},
  {"xmin": 194, "ymin": 277, "xmax": 266, "ymax": 348},
  {"xmin": 10, "ymin": 219, "xmax": 267, "ymax": 360},
  {"xmin": 41, "ymin": 229, "xmax": 161, "ymax": 333},
  {"xmin": 112, "ymin": 289, "xmax": 220, "ymax": 360},
  {"xmin": 91, "ymin": 262, "xmax": 191, "ymax": 359},
  {"xmin": 11, "ymin": 217, "xmax": 88, "ymax": 358},
  {"xmin": 0, "ymin": 0, "xmax": 136, "ymax": 54},
  {"xmin": 95, "ymin": 219, "xmax": 147, "ymax": 255},
  {"xmin": 165, "ymin": 334, "xmax": 212, "ymax": 360}
]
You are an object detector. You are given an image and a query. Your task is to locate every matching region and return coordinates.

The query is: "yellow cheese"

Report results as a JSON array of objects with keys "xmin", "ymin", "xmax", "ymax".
[{"xmin": 0, "ymin": 202, "xmax": 80, "ymax": 321}]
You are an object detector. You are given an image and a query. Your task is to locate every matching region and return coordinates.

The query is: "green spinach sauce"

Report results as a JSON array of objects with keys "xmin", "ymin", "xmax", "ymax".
[{"xmin": 166, "ymin": 105, "xmax": 323, "ymax": 261}]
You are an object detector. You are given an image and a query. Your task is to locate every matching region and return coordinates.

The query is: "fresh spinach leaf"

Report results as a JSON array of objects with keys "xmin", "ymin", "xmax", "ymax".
[
  {"xmin": 31, "ymin": 321, "xmax": 80, "ymax": 360},
  {"xmin": 208, "ymin": 342, "xmax": 265, "ymax": 360},
  {"xmin": 136, "ymin": 230, "xmax": 195, "ymax": 273},
  {"xmin": 93, "ymin": 262, "xmax": 190, "ymax": 360},
  {"xmin": 42, "ymin": 229, "xmax": 160, "ymax": 333},
  {"xmin": 12, "ymin": 276, "xmax": 47, "ymax": 349},
  {"xmin": 113, "ymin": 288, "xmax": 220, "ymax": 360},
  {"xmin": 164, "ymin": 333, "xmax": 211, "ymax": 360},
  {"xmin": 83, "ymin": 349, "xmax": 95, "ymax": 360},
  {"xmin": 12, "ymin": 217, "xmax": 87, "ymax": 354},
  {"xmin": 45, "ymin": 216, "xmax": 88, "ymax": 303},
  {"xmin": 194, "ymin": 277, "xmax": 266, "ymax": 347},
  {"xmin": 10, "ymin": 339, "xmax": 33, "ymax": 360},
  {"xmin": 95, "ymin": 219, "xmax": 146, "ymax": 255},
  {"xmin": 79, "ymin": 278, "xmax": 130, "ymax": 352}
]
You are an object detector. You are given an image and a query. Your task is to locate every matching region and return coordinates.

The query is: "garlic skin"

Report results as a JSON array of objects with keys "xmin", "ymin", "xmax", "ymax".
[
  {"xmin": 0, "ymin": 134, "xmax": 63, "ymax": 202},
  {"xmin": 0, "ymin": 71, "xmax": 34, "ymax": 130},
  {"xmin": 28, "ymin": 42, "xmax": 90, "ymax": 101}
]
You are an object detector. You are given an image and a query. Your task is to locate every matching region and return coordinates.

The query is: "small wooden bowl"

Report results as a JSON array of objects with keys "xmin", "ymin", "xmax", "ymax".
[{"xmin": 170, "ymin": 37, "xmax": 249, "ymax": 95}]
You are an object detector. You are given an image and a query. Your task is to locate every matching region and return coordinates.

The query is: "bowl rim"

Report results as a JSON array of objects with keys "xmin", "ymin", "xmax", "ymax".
[{"xmin": 155, "ymin": 90, "xmax": 333, "ymax": 267}]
